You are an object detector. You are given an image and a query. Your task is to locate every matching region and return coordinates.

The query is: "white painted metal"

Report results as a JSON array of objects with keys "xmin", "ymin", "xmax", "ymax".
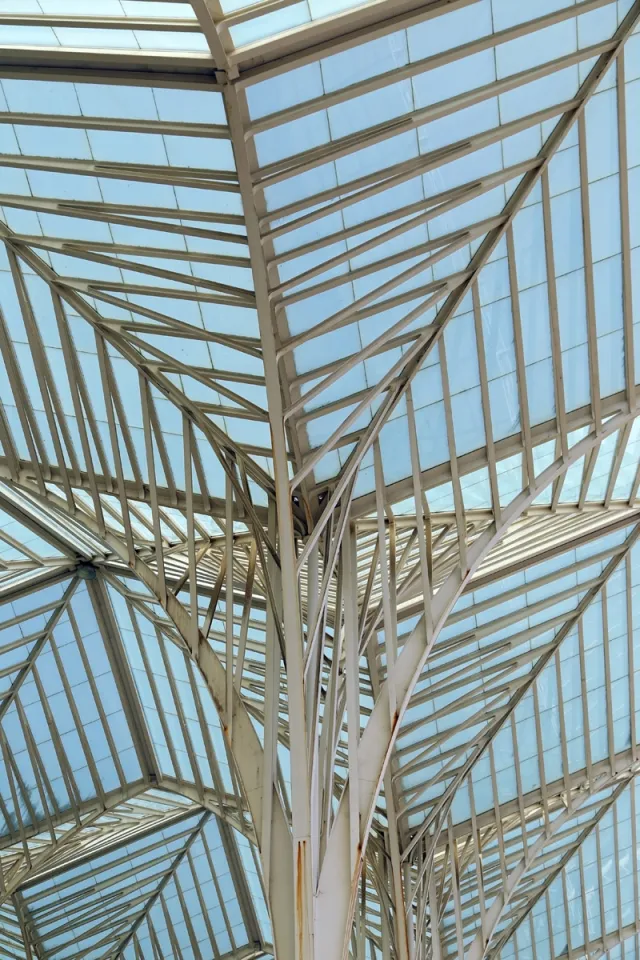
[{"xmin": 1, "ymin": 2, "xmax": 640, "ymax": 958}]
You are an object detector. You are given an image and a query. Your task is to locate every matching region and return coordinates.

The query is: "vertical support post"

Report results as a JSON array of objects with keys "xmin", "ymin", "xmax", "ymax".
[
  {"xmin": 343, "ymin": 520, "xmax": 361, "ymax": 877},
  {"xmin": 262, "ymin": 501, "xmax": 279, "ymax": 900},
  {"xmin": 306, "ymin": 542, "xmax": 321, "ymax": 891},
  {"xmin": 224, "ymin": 83, "xmax": 313, "ymax": 960},
  {"xmin": 429, "ymin": 876, "xmax": 442, "ymax": 960},
  {"xmin": 385, "ymin": 776, "xmax": 410, "ymax": 960},
  {"xmin": 225, "ymin": 462, "xmax": 234, "ymax": 735}
]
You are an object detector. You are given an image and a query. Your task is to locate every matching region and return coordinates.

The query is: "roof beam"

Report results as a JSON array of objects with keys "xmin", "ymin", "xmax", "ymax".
[
  {"xmin": 394, "ymin": 506, "xmax": 640, "ymax": 625},
  {"xmin": 0, "ymin": 563, "xmax": 80, "ymax": 604},
  {"xmin": 0, "ymin": 14, "xmax": 201, "ymax": 30},
  {"xmin": 0, "ymin": 459, "xmax": 268, "ymax": 524},
  {"xmin": 252, "ymin": 41, "xmax": 615, "ymax": 190},
  {"xmin": 0, "ymin": 0, "xmax": 478, "ymax": 89},
  {"xmin": 347, "ymin": 393, "xmax": 631, "ymax": 514},
  {"xmin": 480, "ymin": 776, "xmax": 636, "ymax": 960},
  {"xmin": 0, "ymin": 487, "xmax": 80, "ymax": 559},
  {"xmin": 0, "ymin": 110, "xmax": 229, "ymax": 138},
  {"xmin": 231, "ymin": 0, "xmax": 478, "ymax": 80},
  {"xmin": 0, "ymin": 780, "xmax": 150, "ymax": 901},
  {"xmin": 244, "ymin": 0, "xmax": 618, "ymax": 134},
  {"xmin": 189, "ymin": 0, "xmax": 232, "ymax": 72},
  {"xmin": 0, "ymin": 577, "xmax": 79, "ymax": 724},
  {"xmin": 444, "ymin": 748, "xmax": 640, "ymax": 846},
  {"xmin": 0, "ymin": 47, "xmax": 221, "ymax": 88},
  {"xmin": 555, "ymin": 925, "xmax": 640, "ymax": 960}
]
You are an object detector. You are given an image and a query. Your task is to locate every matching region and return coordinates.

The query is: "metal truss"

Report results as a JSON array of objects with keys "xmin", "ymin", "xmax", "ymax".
[{"xmin": 1, "ymin": 1, "xmax": 640, "ymax": 959}]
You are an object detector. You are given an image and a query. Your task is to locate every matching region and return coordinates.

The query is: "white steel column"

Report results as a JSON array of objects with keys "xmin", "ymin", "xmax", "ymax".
[{"xmin": 224, "ymin": 82, "xmax": 313, "ymax": 960}]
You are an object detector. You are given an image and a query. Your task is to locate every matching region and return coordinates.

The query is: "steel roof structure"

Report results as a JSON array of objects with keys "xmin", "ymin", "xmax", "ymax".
[{"xmin": 1, "ymin": 2, "xmax": 640, "ymax": 960}]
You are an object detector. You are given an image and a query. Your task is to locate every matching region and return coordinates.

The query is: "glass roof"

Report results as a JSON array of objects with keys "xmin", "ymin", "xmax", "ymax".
[
  {"xmin": 1, "ymin": 1, "xmax": 640, "ymax": 959},
  {"xmin": 0, "ymin": 2, "xmax": 207, "ymax": 55},
  {"xmin": 244, "ymin": 0, "xmax": 640, "ymax": 503},
  {"xmin": 0, "ymin": 533, "xmax": 271, "ymax": 959}
]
